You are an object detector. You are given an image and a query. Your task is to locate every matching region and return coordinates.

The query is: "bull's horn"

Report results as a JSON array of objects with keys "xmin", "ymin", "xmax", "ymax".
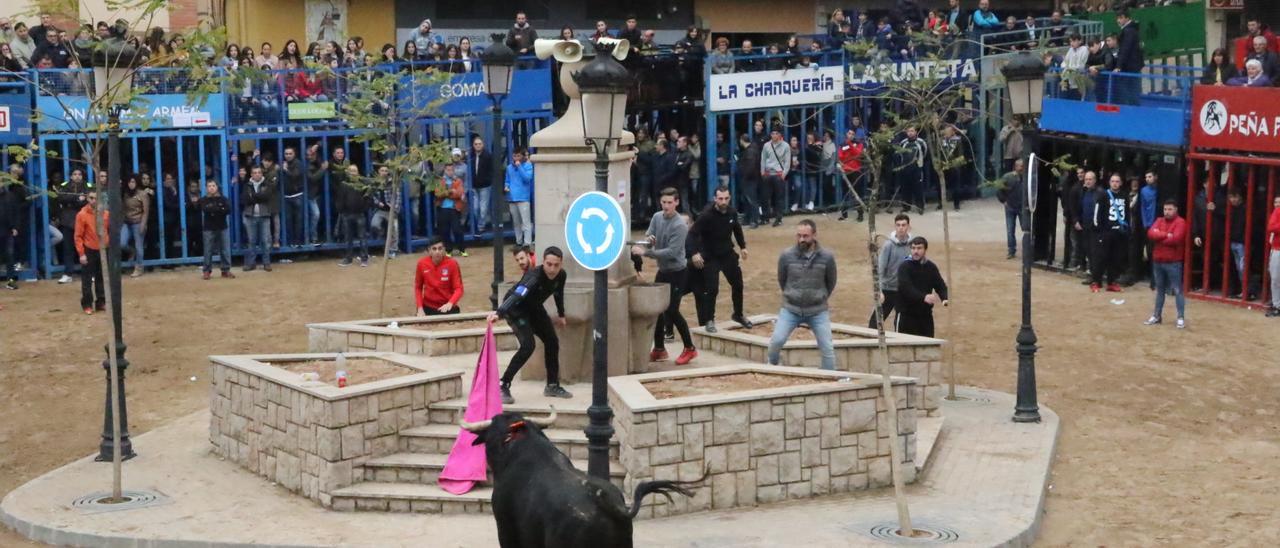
[
  {"xmin": 459, "ymin": 418, "xmax": 492, "ymax": 432},
  {"xmin": 527, "ymin": 407, "xmax": 557, "ymax": 427}
]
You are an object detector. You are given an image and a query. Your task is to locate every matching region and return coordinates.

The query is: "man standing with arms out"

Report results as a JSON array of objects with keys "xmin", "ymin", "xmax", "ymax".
[
  {"xmin": 505, "ymin": 147, "xmax": 534, "ymax": 249},
  {"xmin": 998, "ymin": 158, "xmax": 1026, "ymax": 260},
  {"xmin": 896, "ymin": 126, "xmax": 928, "ymax": 215},
  {"xmin": 488, "ymin": 247, "xmax": 571, "ymax": 404},
  {"xmin": 74, "ymin": 193, "xmax": 106, "ymax": 314},
  {"xmin": 635, "ymin": 188, "xmax": 698, "ymax": 365},
  {"xmin": 690, "ymin": 186, "xmax": 752, "ymax": 333},
  {"xmin": 1266, "ymin": 196, "xmax": 1280, "ymax": 318},
  {"xmin": 870, "ymin": 213, "xmax": 913, "ymax": 329},
  {"xmin": 1091, "ymin": 173, "xmax": 1128, "ymax": 293},
  {"xmin": 760, "ymin": 127, "xmax": 790, "ymax": 227},
  {"xmin": 470, "ymin": 136, "xmax": 493, "ymax": 230},
  {"xmin": 415, "ymin": 236, "xmax": 463, "ymax": 316},
  {"xmin": 240, "ymin": 165, "xmax": 274, "ymax": 272},
  {"xmin": 768, "ymin": 220, "xmax": 838, "ymax": 370},
  {"xmin": 198, "ymin": 180, "xmax": 235, "ymax": 280},
  {"xmin": 1145, "ymin": 200, "xmax": 1187, "ymax": 329},
  {"xmin": 1138, "ymin": 171, "xmax": 1159, "ymax": 287},
  {"xmin": 896, "ymin": 237, "xmax": 948, "ymax": 337}
]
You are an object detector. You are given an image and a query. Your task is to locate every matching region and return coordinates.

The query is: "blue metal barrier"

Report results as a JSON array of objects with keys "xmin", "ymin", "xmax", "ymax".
[{"xmin": 1041, "ymin": 70, "xmax": 1192, "ymax": 147}]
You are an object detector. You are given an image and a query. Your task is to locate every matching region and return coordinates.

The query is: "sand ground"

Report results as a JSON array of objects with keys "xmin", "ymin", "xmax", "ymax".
[{"xmin": 1, "ymin": 200, "xmax": 1276, "ymax": 546}]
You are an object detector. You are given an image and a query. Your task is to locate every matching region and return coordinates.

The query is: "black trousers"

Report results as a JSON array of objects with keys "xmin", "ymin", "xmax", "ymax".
[
  {"xmin": 422, "ymin": 305, "xmax": 461, "ymax": 316},
  {"xmin": 501, "ymin": 308, "xmax": 560, "ymax": 386},
  {"xmin": 698, "ymin": 253, "xmax": 745, "ymax": 325},
  {"xmin": 80, "ymin": 249, "xmax": 105, "ymax": 309},
  {"xmin": 762, "ymin": 174, "xmax": 786, "ymax": 222},
  {"xmin": 1062, "ymin": 220, "xmax": 1075, "ymax": 268},
  {"xmin": 895, "ymin": 309, "xmax": 934, "ymax": 338},
  {"xmin": 739, "ymin": 175, "xmax": 761, "ymax": 225},
  {"xmin": 654, "ymin": 268, "xmax": 693, "ymax": 350},
  {"xmin": 868, "ymin": 289, "xmax": 898, "ymax": 329},
  {"xmin": 1092, "ymin": 229, "xmax": 1128, "ymax": 285},
  {"xmin": 57, "ymin": 222, "xmax": 79, "ymax": 273}
]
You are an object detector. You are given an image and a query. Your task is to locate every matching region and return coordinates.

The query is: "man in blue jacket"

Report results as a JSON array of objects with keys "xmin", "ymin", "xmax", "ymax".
[
  {"xmin": 505, "ymin": 147, "xmax": 534, "ymax": 248},
  {"xmin": 1138, "ymin": 171, "xmax": 1159, "ymax": 288}
]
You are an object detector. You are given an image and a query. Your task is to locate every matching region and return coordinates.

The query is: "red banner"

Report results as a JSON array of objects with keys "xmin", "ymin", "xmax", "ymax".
[
  {"xmin": 1191, "ymin": 85, "xmax": 1280, "ymax": 154},
  {"xmin": 1207, "ymin": 0, "xmax": 1243, "ymax": 9}
]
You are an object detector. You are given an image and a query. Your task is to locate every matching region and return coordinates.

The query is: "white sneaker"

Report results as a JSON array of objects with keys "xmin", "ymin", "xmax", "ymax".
[
  {"xmin": 790, "ymin": 204, "xmax": 798, "ymax": 212},
  {"xmin": 1176, "ymin": 318, "xmax": 1185, "ymax": 329},
  {"xmin": 57, "ymin": 274, "xmax": 73, "ymax": 284},
  {"xmin": 805, "ymin": 201, "xmax": 814, "ymax": 211},
  {"xmin": 1143, "ymin": 316, "xmax": 1161, "ymax": 326}
]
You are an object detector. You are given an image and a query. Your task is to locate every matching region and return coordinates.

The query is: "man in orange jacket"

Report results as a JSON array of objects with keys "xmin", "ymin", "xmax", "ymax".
[
  {"xmin": 414, "ymin": 236, "xmax": 463, "ymax": 316},
  {"xmin": 1266, "ymin": 195, "xmax": 1280, "ymax": 317},
  {"xmin": 73, "ymin": 192, "xmax": 107, "ymax": 314}
]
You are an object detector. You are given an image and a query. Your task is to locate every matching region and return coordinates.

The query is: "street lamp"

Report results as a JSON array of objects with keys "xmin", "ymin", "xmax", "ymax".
[
  {"xmin": 83, "ymin": 21, "xmax": 144, "ymax": 463},
  {"xmin": 481, "ymin": 35, "xmax": 516, "ymax": 309},
  {"xmin": 1001, "ymin": 52, "xmax": 1045, "ymax": 424},
  {"xmin": 570, "ymin": 43, "xmax": 631, "ymax": 480}
]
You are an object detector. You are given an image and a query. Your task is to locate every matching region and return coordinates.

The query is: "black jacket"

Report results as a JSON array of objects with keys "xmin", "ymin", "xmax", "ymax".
[
  {"xmin": 737, "ymin": 142, "xmax": 761, "ymax": 182},
  {"xmin": 691, "ymin": 204, "xmax": 747, "ymax": 259},
  {"xmin": 239, "ymin": 178, "xmax": 276, "ymax": 217},
  {"xmin": 306, "ymin": 161, "xmax": 325, "ymax": 197},
  {"xmin": 1092, "ymin": 188, "xmax": 1129, "ymax": 232},
  {"xmin": 0, "ymin": 182, "xmax": 27, "ymax": 232},
  {"xmin": 497, "ymin": 265, "xmax": 566, "ymax": 319},
  {"xmin": 1116, "ymin": 21, "xmax": 1143, "ymax": 73},
  {"xmin": 53, "ymin": 178, "xmax": 90, "ymax": 227},
  {"xmin": 504, "ymin": 24, "xmax": 538, "ymax": 54},
  {"xmin": 896, "ymin": 257, "xmax": 948, "ymax": 316},
  {"xmin": 653, "ymin": 150, "xmax": 677, "ymax": 189},
  {"xmin": 198, "ymin": 195, "xmax": 231, "ymax": 231},
  {"xmin": 672, "ymin": 149, "xmax": 693, "ymax": 190},
  {"xmin": 470, "ymin": 150, "xmax": 494, "ymax": 189},
  {"xmin": 1192, "ymin": 188, "xmax": 1225, "ymax": 240},
  {"xmin": 331, "ymin": 171, "xmax": 369, "ymax": 214},
  {"xmin": 280, "ymin": 158, "xmax": 305, "ymax": 195}
]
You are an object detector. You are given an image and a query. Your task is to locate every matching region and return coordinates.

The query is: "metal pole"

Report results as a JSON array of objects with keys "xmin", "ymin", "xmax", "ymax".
[
  {"xmin": 585, "ymin": 142, "xmax": 614, "ymax": 480},
  {"xmin": 489, "ymin": 102, "xmax": 506, "ymax": 309},
  {"xmin": 1013, "ymin": 128, "xmax": 1041, "ymax": 424},
  {"xmin": 97, "ymin": 106, "xmax": 135, "ymax": 466}
]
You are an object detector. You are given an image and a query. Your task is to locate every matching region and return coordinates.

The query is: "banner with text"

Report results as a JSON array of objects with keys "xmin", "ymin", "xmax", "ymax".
[
  {"xmin": 399, "ymin": 69, "xmax": 552, "ymax": 117},
  {"xmin": 708, "ymin": 66, "xmax": 845, "ymax": 112},
  {"xmin": 1190, "ymin": 85, "xmax": 1280, "ymax": 154},
  {"xmin": 0, "ymin": 93, "xmax": 34, "ymax": 145},
  {"xmin": 288, "ymin": 101, "xmax": 337, "ymax": 120},
  {"xmin": 847, "ymin": 58, "xmax": 978, "ymax": 89},
  {"xmin": 35, "ymin": 93, "xmax": 226, "ymax": 132}
]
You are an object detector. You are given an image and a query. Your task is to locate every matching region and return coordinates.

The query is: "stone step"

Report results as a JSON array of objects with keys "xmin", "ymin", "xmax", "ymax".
[
  {"xmin": 399, "ymin": 424, "xmax": 619, "ymax": 460},
  {"xmin": 363, "ymin": 452, "xmax": 625, "ymax": 487},
  {"xmin": 330, "ymin": 482, "xmax": 493, "ymax": 514},
  {"xmin": 427, "ymin": 398, "xmax": 592, "ymax": 430}
]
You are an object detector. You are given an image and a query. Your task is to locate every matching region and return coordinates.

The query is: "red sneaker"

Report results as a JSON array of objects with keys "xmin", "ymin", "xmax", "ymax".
[
  {"xmin": 1090, "ymin": 283, "xmax": 1100, "ymax": 293},
  {"xmin": 649, "ymin": 349, "xmax": 669, "ymax": 362},
  {"xmin": 221, "ymin": 271, "xmax": 236, "ymax": 279},
  {"xmin": 202, "ymin": 272, "xmax": 211, "ymax": 280},
  {"xmin": 1106, "ymin": 283, "xmax": 1123, "ymax": 293},
  {"xmin": 675, "ymin": 348, "xmax": 698, "ymax": 365},
  {"xmin": 84, "ymin": 307, "xmax": 93, "ymax": 315}
]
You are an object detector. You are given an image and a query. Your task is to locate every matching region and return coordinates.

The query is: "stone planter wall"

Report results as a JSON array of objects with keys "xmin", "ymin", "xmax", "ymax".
[
  {"xmin": 691, "ymin": 314, "xmax": 944, "ymax": 417},
  {"xmin": 609, "ymin": 365, "xmax": 918, "ymax": 519},
  {"xmin": 209, "ymin": 352, "xmax": 463, "ymax": 507},
  {"xmin": 306, "ymin": 313, "xmax": 517, "ymax": 356}
]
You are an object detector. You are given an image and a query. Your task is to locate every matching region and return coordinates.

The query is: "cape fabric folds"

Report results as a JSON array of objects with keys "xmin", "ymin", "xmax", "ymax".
[{"xmin": 438, "ymin": 325, "xmax": 502, "ymax": 494}]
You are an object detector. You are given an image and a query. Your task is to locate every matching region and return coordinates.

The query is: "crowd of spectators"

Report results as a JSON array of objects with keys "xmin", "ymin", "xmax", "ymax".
[{"xmin": 1200, "ymin": 18, "xmax": 1280, "ymax": 88}]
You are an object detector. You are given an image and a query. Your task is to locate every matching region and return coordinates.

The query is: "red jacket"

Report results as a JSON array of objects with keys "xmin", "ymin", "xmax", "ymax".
[
  {"xmin": 1234, "ymin": 31, "xmax": 1280, "ymax": 70},
  {"xmin": 288, "ymin": 72, "xmax": 322, "ymax": 99},
  {"xmin": 1147, "ymin": 215, "xmax": 1187, "ymax": 264},
  {"xmin": 414, "ymin": 255, "xmax": 463, "ymax": 310},
  {"xmin": 1267, "ymin": 206, "xmax": 1280, "ymax": 252},
  {"xmin": 837, "ymin": 139, "xmax": 864, "ymax": 173}
]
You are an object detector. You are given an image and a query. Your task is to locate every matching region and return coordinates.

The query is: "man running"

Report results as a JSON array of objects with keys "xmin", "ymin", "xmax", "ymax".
[
  {"xmin": 414, "ymin": 236, "xmax": 463, "ymax": 316},
  {"xmin": 690, "ymin": 186, "xmax": 752, "ymax": 332},
  {"xmin": 896, "ymin": 236, "xmax": 948, "ymax": 337},
  {"xmin": 488, "ymin": 246, "xmax": 571, "ymax": 403},
  {"xmin": 634, "ymin": 188, "xmax": 698, "ymax": 365}
]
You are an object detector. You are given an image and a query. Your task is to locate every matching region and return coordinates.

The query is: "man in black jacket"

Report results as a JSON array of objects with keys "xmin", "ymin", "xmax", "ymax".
[
  {"xmin": 673, "ymin": 136, "xmax": 694, "ymax": 212},
  {"xmin": 280, "ymin": 147, "xmax": 307, "ymax": 246},
  {"xmin": 736, "ymin": 134, "xmax": 763, "ymax": 228},
  {"xmin": 896, "ymin": 237, "xmax": 948, "ymax": 337},
  {"xmin": 690, "ymin": 186, "xmax": 752, "ymax": 332},
  {"xmin": 487, "ymin": 246, "xmax": 571, "ymax": 404},
  {"xmin": 1060, "ymin": 167, "xmax": 1084, "ymax": 269},
  {"xmin": 470, "ymin": 136, "xmax": 494, "ymax": 229},
  {"xmin": 239, "ymin": 165, "xmax": 275, "ymax": 272},
  {"xmin": 198, "ymin": 179, "xmax": 235, "ymax": 280},
  {"xmin": 53, "ymin": 169, "xmax": 89, "ymax": 281},
  {"xmin": 505, "ymin": 11, "xmax": 538, "ymax": 68},
  {"xmin": 0, "ymin": 171, "xmax": 27, "ymax": 290},
  {"xmin": 333, "ymin": 164, "xmax": 370, "ymax": 267},
  {"xmin": 1091, "ymin": 173, "xmax": 1129, "ymax": 292},
  {"xmin": 1113, "ymin": 10, "xmax": 1143, "ymax": 105}
]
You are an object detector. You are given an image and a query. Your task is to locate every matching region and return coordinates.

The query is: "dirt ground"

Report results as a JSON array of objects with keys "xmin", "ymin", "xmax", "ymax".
[
  {"xmin": 644, "ymin": 372, "xmax": 826, "ymax": 399},
  {"xmin": 2, "ymin": 201, "xmax": 1278, "ymax": 546}
]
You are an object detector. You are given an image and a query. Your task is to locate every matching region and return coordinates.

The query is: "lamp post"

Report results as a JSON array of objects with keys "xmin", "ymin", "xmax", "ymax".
[
  {"xmin": 570, "ymin": 43, "xmax": 631, "ymax": 480},
  {"xmin": 1001, "ymin": 53, "xmax": 1045, "ymax": 424},
  {"xmin": 481, "ymin": 36, "xmax": 516, "ymax": 309}
]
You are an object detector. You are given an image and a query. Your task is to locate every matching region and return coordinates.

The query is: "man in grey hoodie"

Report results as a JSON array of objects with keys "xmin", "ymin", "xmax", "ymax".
[
  {"xmin": 869, "ymin": 213, "xmax": 912, "ymax": 329},
  {"xmin": 634, "ymin": 188, "xmax": 698, "ymax": 365},
  {"xmin": 760, "ymin": 127, "xmax": 791, "ymax": 227},
  {"xmin": 767, "ymin": 219, "xmax": 838, "ymax": 370}
]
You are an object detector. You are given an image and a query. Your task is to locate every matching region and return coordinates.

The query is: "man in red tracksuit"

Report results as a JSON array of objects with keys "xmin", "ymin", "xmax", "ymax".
[
  {"xmin": 1266, "ymin": 196, "xmax": 1280, "ymax": 318},
  {"xmin": 1145, "ymin": 199, "xmax": 1187, "ymax": 329},
  {"xmin": 414, "ymin": 236, "xmax": 463, "ymax": 316}
]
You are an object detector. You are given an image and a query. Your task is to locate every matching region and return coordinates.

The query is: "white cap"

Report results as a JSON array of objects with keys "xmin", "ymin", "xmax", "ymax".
[{"xmin": 451, "ymin": 147, "xmax": 463, "ymax": 156}]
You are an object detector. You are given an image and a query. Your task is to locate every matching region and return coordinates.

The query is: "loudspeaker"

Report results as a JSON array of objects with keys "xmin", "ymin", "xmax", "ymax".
[
  {"xmin": 534, "ymin": 39, "xmax": 583, "ymax": 63},
  {"xmin": 596, "ymin": 37, "xmax": 630, "ymax": 61}
]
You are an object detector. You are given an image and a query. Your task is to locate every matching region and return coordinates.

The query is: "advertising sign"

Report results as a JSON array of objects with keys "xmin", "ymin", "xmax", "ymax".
[
  {"xmin": 399, "ymin": 69, "xmax": 552, "ymax": 116},
  {"xmin": 35, "ymin": 93, "xmax": 227, "ymax": 131},
  {"xmin": 1207, "ymin": 0, "xmax": 1242, "ymax": 10},
  {"xmin": 0, "ymin": 98, "xmax": 35, "ymax": 145},
  {"xmin": 708, "ymin": 65, "xmax": 844, "ymax": 112},
  {"xmin": 847, "ymin": 58, "xmax": 977, "ymax": 88},
  {"xmin": 1190, "ymin": 85, "xmax": 1280, "ymax": 154},
  {"xmin": 288, "ymin": 101, "xmax": 338, "ymax": 120}
]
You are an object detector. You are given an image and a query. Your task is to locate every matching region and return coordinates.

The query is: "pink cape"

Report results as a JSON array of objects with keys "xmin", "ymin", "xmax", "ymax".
[{"xmin": 437, "ymin": 325, "xmax": 503, "ymax": 495}]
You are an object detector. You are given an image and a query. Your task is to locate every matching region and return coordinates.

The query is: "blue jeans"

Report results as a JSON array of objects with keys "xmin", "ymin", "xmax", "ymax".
[
  {"xmin": 202, "ymin": 229, "xmax": 232, "ymax": 272},
  {"xmin": 285, "ymin": 195, "xmax": 307, "ymax": 245},
  {"xmin": 1152, "ymin": 261, "xmax": 1185, "ymax": 320},
  {"xmin": 243, "ymin": 215, "xmax": 272, "ymax": 267},
  {"xmin": 308, "ymin": 198, "xmax": 321, "ymax": 242},
  {"xmin": 1005, "ymin": 208, "xmax": 1027, "ymax": 256},
  {"xmin": 120, "ymin": 222, "xmax": 145, "ymax": 265},
  {"xmin": 767, "ymin": 308, "xmax": 836, "ymax": 370},
  {"xmin": 473, "ymin": 186, "xmax": 491, "ymax": 227},
  {"xmin": 1230, "ymin": 242, "xmax": 1246, "ymax": 290}
]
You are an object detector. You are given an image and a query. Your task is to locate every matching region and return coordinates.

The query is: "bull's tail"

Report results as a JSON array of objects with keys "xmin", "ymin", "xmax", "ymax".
[{"xmin": 626, "ymin": 480, "xmax": 695, "ymax": 519}]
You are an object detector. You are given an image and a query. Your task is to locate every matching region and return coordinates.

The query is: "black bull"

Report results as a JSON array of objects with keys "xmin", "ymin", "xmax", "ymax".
[{"xmin": 463, "ymin": 411, "xmax": 694, "ymax": 548}]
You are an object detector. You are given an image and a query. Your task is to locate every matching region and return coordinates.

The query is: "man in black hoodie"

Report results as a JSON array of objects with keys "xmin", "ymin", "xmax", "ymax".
[
  {"xmin": 0, "ymin": 172, "xmax": 27, "ymax": 290},
  {"xmin": 280, "ymin": 147, "xmax": 307, "ymax": 246},
  {"xmin": 690, "ymin": 186, "xmax": 752, "ymax": 332},
  {"xmin": 896, "ymin": 236, "xmax": 948, "ymax": 337},
  {"xmin": 334, "ymin": 164, "xmax": 370, "ymax": 268},
  {"xmin": 1091, "ymin": 173, "xmax": 1129, "ymax": 293},
  {"xmin": 505, "ymin": 11, "xmax": 538, "ymax": 68},
  {"xmin": 487, "ymin": 246, "xmax": 571, "ymax": 404}
]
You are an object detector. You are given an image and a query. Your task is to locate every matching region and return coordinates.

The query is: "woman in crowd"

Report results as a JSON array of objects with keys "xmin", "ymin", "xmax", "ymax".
[
  {"xmin": 257, "ymin": 41, "xmax": 278, "ymax": 69},
  {"xmin": 1228, "ymin": 59, "xmax": 1272, "ymax": 87},
  {"xmin": 709, "ymin": 37, "xmax": 734, "ymax": 74},
  {"xmin": 121, "ymin": 174, "xmax": 149, "ymax": 277},
  {"xmin": 345, "ymin": 38, "xmax": 362, "ymax": 67},
  {"xmin": 379, "ymin": 43, "xmax": 400, "ymax": 66},
  {"xmin": 458, "ymin": 37, "xmax": 474, "ymax": 72},
  {"xmin": 0, "ymin": 43, "xmax": 23, "ymax": 74},
  {"xmin": 444, "ymin": 44, "xmax": 465, "ymax": 74},
  {"xmin": 281, "ymin": 39, "xmax": 302, "ymax": 66},
  {"xmin": 559, "ymin": 25, "xmax": 574, "ymax": 41},
  {"xmin": 403, "ymin": 40, "xmax": 422, "ymax": 66},
  {"xmin": 1201, "ymin": 48, "xmax": 1237, "ymax": 86},
  {"xmin": 304, "ymin": 41, "xmax": 322, "ymax": 63},
  {"xmin": 220, "ymin": 43, "xmax": 240, "ymax": 69},
  {"xmin": 591, "ymin": 20, "xmax": 609, "ymax": 42}
]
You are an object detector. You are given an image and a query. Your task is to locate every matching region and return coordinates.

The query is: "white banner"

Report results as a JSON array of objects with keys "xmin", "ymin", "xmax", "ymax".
[
  {"xmin": 708, "ymin": 66, "xmax": 845, "ymax": 112},
  {"xmin": 847, "ymin": 58, "xmax": 977, "ymax": 87}
]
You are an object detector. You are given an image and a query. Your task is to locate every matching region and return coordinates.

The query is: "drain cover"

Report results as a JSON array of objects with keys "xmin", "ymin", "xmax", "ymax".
[
  {"xmin": 71, "ymin": 490, "xmax": 169, "ymax": 514},
  {"xmin": 866, "ymin": 522, "xmax": 961, "ymax": 543},
  {"xmin": 942, "ymin": 394, "xmax": 993, "ymax": 405}
]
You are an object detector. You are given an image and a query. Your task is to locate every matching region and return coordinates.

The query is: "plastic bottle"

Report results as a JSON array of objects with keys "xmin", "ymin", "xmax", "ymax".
[{"xmin": 336, "ymin": 353, "xmax": 348, "ymax": 387}]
